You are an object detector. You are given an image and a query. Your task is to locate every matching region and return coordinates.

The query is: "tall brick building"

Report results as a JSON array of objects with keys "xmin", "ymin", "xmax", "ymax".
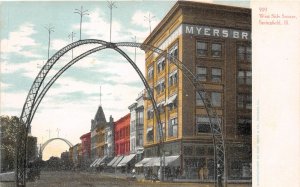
[
  {"xmin": 114, "ymin": 114, "xmax": 130, "ymax": 156},
  {"xmin": 143, "ymin": 1, "xmax": 251, "ymax": 180}
]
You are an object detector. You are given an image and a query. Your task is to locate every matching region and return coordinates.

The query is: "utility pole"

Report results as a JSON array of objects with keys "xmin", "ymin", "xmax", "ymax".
[
  {"xmin": 107, "ymin": 1, "xmax": 117, "ymax": 42},
  {"xmin": 74, "ymin": 6, "xmax": 89, "ymax": 40},
  {"xmin": 132, "ymin": 36, "xmax": 137, "ymax": 63},
  {"xmin": 100, "ymin": 85, "xmax": 102, "ymax": 106},
  {"xmin": 68, "ymin": 32, "xmax": 76, "ymax": 59},
  {"xmin": 46, "ymin": 129, "xmax": 51, "ymax": 139},
  {"xmin": 144, "ymin": 13, "xmax": 155, "ymax": 34},
  {"xmin": 44, "ymin": 24, "xmax": 55, "ymax": 60},
  {"xmin": 56, "ymin": 128, "xmax": 60, "ymax": 137}
]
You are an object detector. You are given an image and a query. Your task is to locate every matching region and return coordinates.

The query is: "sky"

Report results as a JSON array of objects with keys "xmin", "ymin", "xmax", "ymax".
[{"xmin": 0, "ymin": 0, "xmax": 249, "ymax": 160}]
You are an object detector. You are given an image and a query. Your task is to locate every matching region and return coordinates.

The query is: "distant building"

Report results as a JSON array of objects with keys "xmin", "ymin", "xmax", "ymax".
[
  {"xmin": 61, "ymin": 151, "xmax": 69, "ymax": 161},
  {"xmin": 80, "ymin": 132, "xmax": 91, "ymax": 167},
  {"xmin": 104, "ymin": 115, "xmax": 114, "ymax": 158},
  {"xmin": 128, "ymin": 91, "xmax": 144, "ymax": 157},
  {"xmin": 69, "ymin": 146, "xmax": 74, "ymax": 163},
  {"xmin": 72, "ymin": 143, "xmax": 82, "ymax": 167},
  {"xmin": 114, "ymin": 114, "xmax": 130, "ymax": 156},
  {"xmin": 90, "ymin": 106, "xmax": 107, "ymax": 160}
]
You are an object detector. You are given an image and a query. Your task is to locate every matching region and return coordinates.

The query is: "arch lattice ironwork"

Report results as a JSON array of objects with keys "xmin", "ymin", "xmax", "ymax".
[
  {"xmin": 15, "ymin": 40, "xmax": 226, "ymax": 187},
  {"xmin": 40, "ymin": 138, "xmax": 73, "ymax": 154}
]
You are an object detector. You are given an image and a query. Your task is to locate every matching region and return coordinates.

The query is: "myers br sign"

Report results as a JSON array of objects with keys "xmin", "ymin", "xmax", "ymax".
[{"xmin": 183, "ymin": 24, "xmax": 251, "ymax": 40}]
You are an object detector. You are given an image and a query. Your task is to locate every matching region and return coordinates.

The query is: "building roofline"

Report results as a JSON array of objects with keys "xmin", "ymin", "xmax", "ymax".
[
  {"xmin": 80, "ymin": 132, "xmax": 91, "ymax": 139},
  {"xmin": 143, "ymin": 0, "xmax": 251, "ymax": 45},
  {"xmin": 114, "ymin": 113, "xmax": 130, "ymax": 124}
]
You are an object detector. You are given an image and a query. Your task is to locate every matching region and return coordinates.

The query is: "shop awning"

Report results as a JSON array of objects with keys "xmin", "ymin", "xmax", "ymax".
[
  {"xmin": 95, "ymin": 156, "xmax": 107, "ymax": 167},
  {"xmin": 135, "ymin": 157, "xmax": 152, "ymax": 167},
  {"xmin": 90, "ymin": 158, "xmax": 99, "ymax": 167},
  {"xmin": 107, "ymin": 156, "xmax": 119, "ymax": 167},
  {"xmin": 165, "ymin": 94, "xmax": 177, "ymax": 106},
  {"xmin": 146, "ymin": 127, "xmax": 153, "ymax": 133},
  {"xmin": 112, "ymin": 156, "xmax": 124, "ymax": 167},
  {"xmin": 157, "ymin": 101, "xmax": 165, "ymax": 108},
  {"xmin": 144, "ymin": 155, "xmax": 180, "ymax": 167},
  {"xmin": 164, "ymin": 155, "xmax": 180, "ymax": 166},
  {"xmin": 117, "ymin": 154, "xmax": 136, "ymax": 167},
  {"xmin": 144, "ymin": 157, "xmax": 160, "ymax": 167}
]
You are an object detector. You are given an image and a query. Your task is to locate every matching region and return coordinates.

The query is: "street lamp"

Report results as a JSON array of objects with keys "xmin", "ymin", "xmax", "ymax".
[
  {"xmin": 144, "ymin": 13, "xmax": 155, "ymax": 34},
  {"xmin": 68, "ymin": 32, "xmax": 76, "ymax": 59},
  {"xmin": 107, "ymin": 1, "xmax": 117, "ymax": 43},
  {"xmin": 74, "ymin": 6, "xmax": 89, "ymax": 40}
]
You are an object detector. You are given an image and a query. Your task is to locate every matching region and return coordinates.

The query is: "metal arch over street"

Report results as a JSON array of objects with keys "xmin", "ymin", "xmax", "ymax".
[
  {"xmin": 15, "ymin": 40, "xmax": 162, "ymax": 187},
  {"xmin": 16, "ymin": 39, "xmax": 226, "ymax": 187},
  {"xmin": 40, "ymin": 138, "xmax": 73, "ymax": 154},
  {"xmin": 116, "ymin": 42, "xmax": 226, "ymax": 187}
]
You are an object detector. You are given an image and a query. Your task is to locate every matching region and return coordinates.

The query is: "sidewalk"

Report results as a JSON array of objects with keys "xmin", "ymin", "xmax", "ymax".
[{"xmin": 90, "ymin": 171, "xmax": 251, "ymax": 187}]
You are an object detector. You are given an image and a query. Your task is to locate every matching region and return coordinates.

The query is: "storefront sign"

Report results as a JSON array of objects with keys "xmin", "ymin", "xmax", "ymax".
[{"xmin": 183, "ymin": 24, "xmax": 251, "ymax": 40}]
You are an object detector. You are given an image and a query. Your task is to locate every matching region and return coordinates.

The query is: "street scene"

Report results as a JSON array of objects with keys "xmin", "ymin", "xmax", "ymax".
[{"xmin": 1, "ymin": 1, "xmax": 252, "ymax": 187}]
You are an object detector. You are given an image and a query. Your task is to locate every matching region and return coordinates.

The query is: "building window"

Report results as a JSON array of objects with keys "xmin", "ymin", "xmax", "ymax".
[
  {"xmin": 137, "ymin": 110, "xmax": 144, "ymax": 125},
  {"xmin": 207, "ymin": 146, "xmax": 214, "ymax": 155},
  {"xmin": 211, "ymin": 43, "xmax": 222, "ymax": 57},
  {"xmin": 168, "ymin": 70, "xmax": 178, "ymax": 87},
  {"xmin": 196, "ymin": 116, "xmax": 211, "ymax": 133},
  {"xmin": 137, "ymin": 129, "xmax": 143, "ymax": 147},
  {"xmin": 211, "ymin": 68, "xmax": 222, "ymax": 83},
  {"xmin": 211, "ymin": 92, "xmax": 222, "ymax": 107},
  {"xmin": 169, "ymin": 44, "xmax": 178, "ymax": 58},
  {"xmin": 196, "ymin": 67, "xmax": 207, "ymax": 81},
  {"xmin": 237, "ymin": 94, "xmax": 244, "ymax": 109},
  {"xmin": 157, "ymin": 57, "xmax": 166, "ymax": 74},
  {"xmin": 196, "ymin": 91, "xmax": 205, "ymax": 106},
  {"xmin": 195, "ymin": 146, "xmax": 205, "ymax": 155},
  {"xmin": 183, "ymin": 146, "xmax": 193, "ymax": 155},
  {"xmin": 166, "ymin": 94, "xmax": 177, "ymax": 111},
  {"xmin": 238, "ymin": 70, "xmax": 252, "ymax": 85},
  {"xmin": 147, "ymin": 107, "xmax": 154, "ymax": 120},
  {"xmin": 168, "ymin": 117, "xmax": 178, "ymax": 137},
  {"xmin": 156, "ymin": 122, "xmax": 165, "ymax": 142},
  {"xmin": 237, "ymin": 45, "xmax": 251, "ymax": 63},
  {"xmin": 155, "ymin": 78, "xmax": 165, "ymax": 94},
  {"xmin": 246, "ymin": 71, "xmax": 252, "ymax": 85},
  {"xmin": 147, "ymin": 65, "xmax": 154, "ymax": 80},
  {"xmin": 246, "ymin": 95, "xmax": 252, "ymax": 109},
  {"xmin": 237, "ymin": 118, "xmax": 252, "ymax": 135},
  {"xmin": 196, "ymin": 91, "xmax": 222, "ymax": 107},
  {"xmin": 146, "ymin": 127, "xmax": 154, "ymax": 142},
  {"xmin": 196, "ymin": 41, "xmax": 208, "ymax": 56},
  {"xmin": 157, "ymin": 101, "xmax": 165, "ymax": 114},
  {"xmin": 238, "ymin": 94, "xmax": 252, "ymax": 110}
]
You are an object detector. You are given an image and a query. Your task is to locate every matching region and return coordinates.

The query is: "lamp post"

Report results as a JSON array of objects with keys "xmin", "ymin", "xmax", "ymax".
[
  {"xmin": 68, "ymin": 32, "xmax": 76, "ymax": 59},
  {"xmin": 107, "ymin": 1, "xmax": 117, "ymax": 43},
  {"xmin": 74, "ymin": 6, "xmax": 89, "ymax": 40},
  {"xmin": 44, "ymin": 24, "xmax": 54, "ymax": 60},
  {"xmin": 144, "ymin": 13, "xmax": 155, "ymax": 34},
  {"xmin": 131, "ymin": 36, "xmax": 137, "ymax": 63}
]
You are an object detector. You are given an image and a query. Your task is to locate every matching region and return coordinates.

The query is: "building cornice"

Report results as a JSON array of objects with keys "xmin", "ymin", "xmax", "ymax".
[{"xmin": 143, "ymin": 0, "xmax": 251, "ymax": 46}]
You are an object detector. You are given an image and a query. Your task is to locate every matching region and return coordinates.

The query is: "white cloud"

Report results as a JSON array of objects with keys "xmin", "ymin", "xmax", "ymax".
[
  {"xmin": 0, "ymin": 91, "xmax": 27, "ymax": 116},
  {"xmin": 0, "ymin": 82, "xmax": 12, "ymax": 90},
  {"xmin": 51, "ymin": 39, "xmax": 69, "ymax": 51},
  {"xmin": 0, "ymin": 23, "xmax": 40, "ymax": 57}
]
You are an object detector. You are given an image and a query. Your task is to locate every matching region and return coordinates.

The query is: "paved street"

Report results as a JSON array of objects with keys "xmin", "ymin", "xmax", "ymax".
[
  {"xmin": 0, "ymin": 171, "xmax": 251, "ymax": 187},
  {"xmin": 22, "ymin": 171, "xmax": 251, "ymax": 187}
]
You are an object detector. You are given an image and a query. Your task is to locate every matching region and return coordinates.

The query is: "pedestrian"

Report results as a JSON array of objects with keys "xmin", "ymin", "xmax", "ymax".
[
  {"xmin": 198, "ymin": 167, "xmax": 204, "ymax": 180},
  {"xmin": 203, "ymin": 166, "xmax": 208, "ymax": 180}
]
